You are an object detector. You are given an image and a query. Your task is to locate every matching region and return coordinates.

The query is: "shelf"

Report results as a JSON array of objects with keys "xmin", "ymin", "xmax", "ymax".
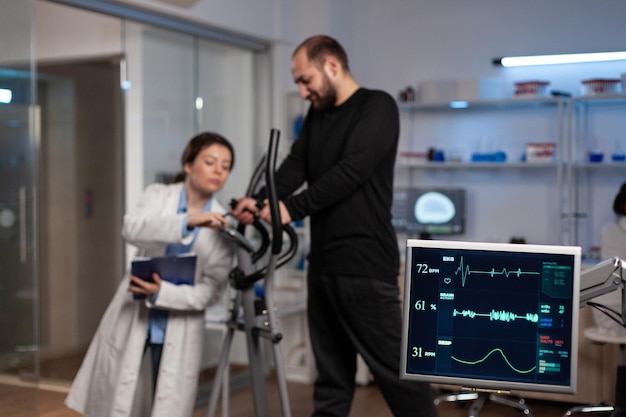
[
  {"xmin": 571, "ymin": 161, "xmax": 626, "ymax": 169},
  {"xmin": 418, "ymin": 94, "xmax": 622, "ymax": 109},
  {"xmin": 397, "ymin": 96, "xmax": 564, "ymax": 112},
  {"xmin": 396, "ymin": 92, "xmax": 571, "ymax": 246},
  {"xmin": 396, "ymin": 161, "xmax": 559, "ymax": 169},
  {"xmin": 572, "ymin": 94, "xmax": 626, "ymax": 106}
]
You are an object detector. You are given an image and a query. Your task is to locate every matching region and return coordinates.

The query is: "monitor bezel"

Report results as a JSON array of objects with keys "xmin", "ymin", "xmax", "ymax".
[
  {"xmin": 400, "ymin": 239, "xmax": 581, "ymax": 394},
  {"xmin": 392, "ymin": 187, "xmax": 466, "ymax": 235}
]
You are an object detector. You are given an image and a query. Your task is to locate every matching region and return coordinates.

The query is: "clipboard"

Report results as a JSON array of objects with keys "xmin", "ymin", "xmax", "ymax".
[{"xmin": 131, "ymin": 253, "xmax": 197, "ymax": 299}]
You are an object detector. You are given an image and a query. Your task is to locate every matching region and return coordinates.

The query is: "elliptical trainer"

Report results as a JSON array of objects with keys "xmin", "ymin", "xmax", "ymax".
[{"xmin": 206, "ymin": 128, "xmax": 298, "ymax": 417}]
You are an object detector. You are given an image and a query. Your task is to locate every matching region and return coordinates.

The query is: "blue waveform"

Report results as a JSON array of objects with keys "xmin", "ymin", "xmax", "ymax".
[
  {"xmin": 453, "ymin": 308, "xmax": 539, "ymax": 323},
  {"xmin": 455, "ymin": 256, "xmax": 540, "ymax": 287}
]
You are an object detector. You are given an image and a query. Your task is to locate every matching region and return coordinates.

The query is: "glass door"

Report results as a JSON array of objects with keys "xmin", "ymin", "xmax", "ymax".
[{"xmin": 0, "ymin": 0, "xmax": 39, "ymax": 414}]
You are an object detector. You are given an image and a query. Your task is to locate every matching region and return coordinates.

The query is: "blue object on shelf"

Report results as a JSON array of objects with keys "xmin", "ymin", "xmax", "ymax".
[
  {"xmin": 588, "ymin": 151, "xmax": 604, "ymax": 163},
  {"xmin": 471, "ymin": 151, "xmax": 507, "ymax": 163},
  {"xmin": 471, "ymin": 153, "xmax": 492, "ymax": 162},
  {"xmin": 612, "ymin": 152, "xmax": 626, "ymax": 162},
  {"xmin": 432, "ymin": 149, "xmax": 445, "ymax": 162},
  {"xmin": 493, "ymin": 151, "xmax": 507, "ymax": 162}
]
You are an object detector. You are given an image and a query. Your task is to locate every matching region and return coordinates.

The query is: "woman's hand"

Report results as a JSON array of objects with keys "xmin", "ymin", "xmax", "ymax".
[
  {"xmin": 187, "ymin": 211, "xmax": 228, "ymax": 230},
  {"xmin": 129, "ymin": 272, "xmax": 162, "ymax": 297}
]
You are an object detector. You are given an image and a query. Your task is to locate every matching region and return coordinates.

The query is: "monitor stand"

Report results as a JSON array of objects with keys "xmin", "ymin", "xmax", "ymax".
[{"xmin": 435, "ymin": 391, "xmax": 533, "ymax": 417}]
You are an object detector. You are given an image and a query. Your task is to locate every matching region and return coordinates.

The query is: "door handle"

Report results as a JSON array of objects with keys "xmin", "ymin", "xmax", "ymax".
[{"xmin": 19, "ymin": 185, "xmax": 26, "ymax": 264}]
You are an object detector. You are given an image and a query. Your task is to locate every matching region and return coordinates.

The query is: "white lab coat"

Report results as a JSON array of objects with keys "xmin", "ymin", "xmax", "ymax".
[{"xmin": 65, "ymin": 182, "xmax": 235, "ymax": 417}]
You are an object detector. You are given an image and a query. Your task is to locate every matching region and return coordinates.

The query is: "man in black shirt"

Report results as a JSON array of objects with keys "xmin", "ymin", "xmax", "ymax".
[{"xmin": 232, "ymin": 35, "xmax": 436, "ymax": 417}]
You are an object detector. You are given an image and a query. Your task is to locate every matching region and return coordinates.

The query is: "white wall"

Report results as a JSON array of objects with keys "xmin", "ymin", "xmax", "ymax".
[
  {"xmin": 336, "ymin": 0, "xmax": 626, "ymax": 97},
  {"xmin": 234, "ymin": 0, "xmax": 626, "ymax": 249},
  {"xmin": 34, "ymin": 0, "xmax": 626, "ymax": 249},
  {"xmin": 35, "ymin": 2, "xmax": 122, "ymax": 61},
  {"xmin": 116, "ymin": 0, "xmax": 278, "ymax": 41},
  {"xmin": 68, "ymin": 0, "xmax": 626, "ymax": 112},
  {"xmin": 0, "ymin": 1, "xmax": 34, "ymax": 63}
]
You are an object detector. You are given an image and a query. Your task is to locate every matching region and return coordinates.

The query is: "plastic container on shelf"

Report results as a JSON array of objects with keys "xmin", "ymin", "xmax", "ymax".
[
  {"xmin": 513, "ymin": 80, "xmax": 550, "ymax": 98},
  {"xmin": 580, "ymin": 78, "xmax": 621, "ymax": 96},
  {"xmin": 525, "ymin": 142, "xmax": 556, "ymax": 163},
  {"xmin": 397, "ymin": 150, "xmax": 428, "ymax": 165}
]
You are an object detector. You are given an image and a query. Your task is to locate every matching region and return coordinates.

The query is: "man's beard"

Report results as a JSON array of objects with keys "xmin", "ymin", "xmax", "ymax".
[{"xmin": 309, "ymin": 75, "xmax": 337, "ymax": 112}]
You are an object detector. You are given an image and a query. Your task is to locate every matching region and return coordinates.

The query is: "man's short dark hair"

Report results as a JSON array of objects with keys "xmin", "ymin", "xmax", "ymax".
[{"xmin": 294, "ymin": 35, "xmax": 350, "ymax": 72}]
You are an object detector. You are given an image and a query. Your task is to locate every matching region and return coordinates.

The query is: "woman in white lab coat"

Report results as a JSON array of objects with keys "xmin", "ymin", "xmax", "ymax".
[{"xmin": 65, "ymin": 132, "xmax": 236, "ymax": 417}]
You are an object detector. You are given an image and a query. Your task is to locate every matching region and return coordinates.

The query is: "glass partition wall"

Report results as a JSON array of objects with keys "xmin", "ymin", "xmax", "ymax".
[
  {"xmin": 124, "ymin": 21, "xmax": 259, "ymax": 202},
  {"xmin": 1, "ymin": 1, "xmax": 268, "ymax": 414},
  {"xmin": 0, "ymin": 0, "xmax": 39, "ymax": 414}
]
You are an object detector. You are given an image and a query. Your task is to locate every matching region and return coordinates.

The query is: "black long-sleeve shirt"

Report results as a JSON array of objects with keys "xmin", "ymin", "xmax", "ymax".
[{"xmin": 276, "ymin": 88, "xmax": 400, "ymax": 282}]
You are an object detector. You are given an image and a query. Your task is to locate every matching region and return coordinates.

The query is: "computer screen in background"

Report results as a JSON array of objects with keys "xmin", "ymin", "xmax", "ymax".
[{"xmin": 392, "ymin": 188, "xmax": 465, "ymax": 235}]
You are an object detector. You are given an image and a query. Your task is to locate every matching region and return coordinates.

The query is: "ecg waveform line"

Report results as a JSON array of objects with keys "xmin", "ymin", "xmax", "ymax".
[
  {"xmin": 453, "ymin": 308, "xmax": 539, "ymax": 323},
  {"xmin": 451, "ymin": 347, "xmax": 537, "ymax": 374},
  {"xmin": 455, "ymin": 256, "xmax": 540, "ymax": 287}
]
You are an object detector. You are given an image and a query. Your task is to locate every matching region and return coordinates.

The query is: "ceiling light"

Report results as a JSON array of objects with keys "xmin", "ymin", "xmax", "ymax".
[{"xmin": 493, "ymin": 51, "xmax": 626, "ymax": 67}]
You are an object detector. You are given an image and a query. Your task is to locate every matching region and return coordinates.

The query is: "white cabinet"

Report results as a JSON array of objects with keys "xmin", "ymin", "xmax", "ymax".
[{"xmin": 396, "ymin": 97, "xmax": 568, "ymax": 245}]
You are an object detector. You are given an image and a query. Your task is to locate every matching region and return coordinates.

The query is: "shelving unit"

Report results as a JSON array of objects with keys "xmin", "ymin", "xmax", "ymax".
[
  {"xmin": 565, "ymin": 94, "xmax": 626, "ymax": 257},
  {"xmin": 397, "ymin": 161, "xmax": 559, "ymax": 170},
  {"xmin": 397, "ymin": 96, "xmax": 564, "ymax": 112},
  {"xmin": 396, "ymin": 96, "xmax": 568, "ymax": 245},
  {"xmin": 396, "ymin": 93, "xmax": 626, "ymax": 251}
]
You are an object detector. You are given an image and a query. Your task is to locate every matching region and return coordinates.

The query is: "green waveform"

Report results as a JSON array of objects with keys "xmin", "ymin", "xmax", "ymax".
[
  {"xmin": 452, "ymin": 347, "xmax": 537, "ymax": 374},
  {"xmin": 453, "ymin": 308, "xmax": 539, "ymax": 323},
  {"xmin": 455, "ymin": 256, "xmax": 540, "ymax": 287}
]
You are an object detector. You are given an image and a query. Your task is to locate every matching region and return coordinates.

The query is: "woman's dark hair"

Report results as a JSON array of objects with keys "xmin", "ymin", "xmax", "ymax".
[
  {"xmin": 171, "ymin": 131, "xmax": 234, "ymax": 183},
  {"xmin": 613, "ymin": 182, "xmax": 626, "ymax": 216}
]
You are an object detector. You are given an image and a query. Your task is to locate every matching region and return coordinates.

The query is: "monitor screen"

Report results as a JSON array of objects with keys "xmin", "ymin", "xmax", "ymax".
[
  {"xmin": 400, "ymin": 239, "xmax": 581, "ymax": 394},
  {"xmin": 392, "ymin": 188, "xmax": 465, "ymax": 235}
]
